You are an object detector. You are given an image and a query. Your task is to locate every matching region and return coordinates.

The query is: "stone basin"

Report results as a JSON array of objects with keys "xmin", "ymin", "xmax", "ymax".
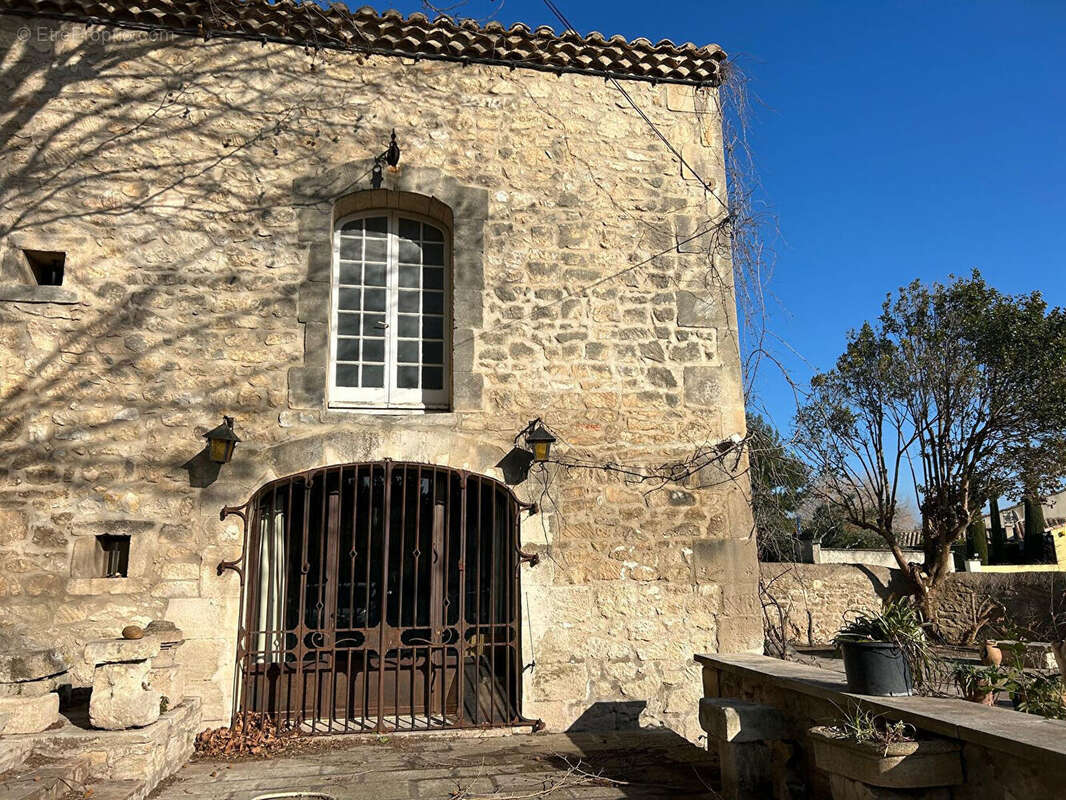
[{"xmin": 809, "ymin": 726, "xmax": 963, "ymax": 789}]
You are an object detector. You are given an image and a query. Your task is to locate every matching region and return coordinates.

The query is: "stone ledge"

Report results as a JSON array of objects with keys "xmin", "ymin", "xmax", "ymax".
[
  {"xmin": 695, "ymin": 652, "xmax": 1066, "ymax": 768},
  {"xmin": 0, "ymin": 284, "xmax": 81, "ymax": 304},
  {"xmin": 85, "ymin": 637, "xmax": 161, "ymax": 666},
  {"xmin": 67, "ymin": 578, "xmax": 149, "ymax": 595}
]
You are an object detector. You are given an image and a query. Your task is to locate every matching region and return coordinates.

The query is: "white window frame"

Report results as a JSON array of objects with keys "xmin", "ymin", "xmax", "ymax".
[{"xmin": 327, "ymin": 211, "xmax": 452, "ymax": 411}]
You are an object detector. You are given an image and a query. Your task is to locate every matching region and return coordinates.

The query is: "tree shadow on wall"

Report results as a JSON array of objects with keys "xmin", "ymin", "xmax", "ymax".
[
  {"xmin": 853, "ymin": 564, "xmax": 916, "ymax": 604},
  {"xmin": 548, "ymin": 701, "xmax": 721, "ymax": 797}
]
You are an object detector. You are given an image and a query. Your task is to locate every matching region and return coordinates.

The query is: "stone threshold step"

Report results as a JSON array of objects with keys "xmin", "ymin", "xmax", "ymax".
[
  {"xmin": 82, "ymin": 779, "xmax": 146, "ymax": 800},
  {"xmin": 0, "ymin": 757, "xmax": 90, "ymax": 800}
]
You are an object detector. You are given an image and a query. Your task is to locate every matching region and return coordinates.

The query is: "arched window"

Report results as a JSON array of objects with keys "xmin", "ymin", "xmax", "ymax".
[{"xmin": 329, "ymin": 212, "xmax": 450, "ymax": 409}]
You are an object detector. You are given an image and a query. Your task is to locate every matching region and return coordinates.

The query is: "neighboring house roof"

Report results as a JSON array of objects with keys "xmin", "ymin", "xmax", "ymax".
[{"xmin": 0, "ymin": 1, "xmax": 727, "ymax": 86}]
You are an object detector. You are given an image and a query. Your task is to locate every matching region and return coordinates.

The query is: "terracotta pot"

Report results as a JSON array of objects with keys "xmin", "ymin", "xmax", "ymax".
[
  {"xmin": 982, "ymin": 641, "xmax": 1002, "ymax": 667},
  {"xmin": 965, "ymin": 689, "xmax": 998, "ymax": 706}
]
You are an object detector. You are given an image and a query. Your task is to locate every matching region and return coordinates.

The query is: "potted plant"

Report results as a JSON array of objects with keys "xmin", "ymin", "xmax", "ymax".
[
  {"xmin": 833, "ymin": 599, "xmax": 929, "ymax": 696},
  {"xmin": 952, "ymin": 663, "xmax": 1007, "ymax": 705},
  {"xmin": 1008, "ymin": 672, "xmax": 1066, "ymax": 718},
  {"xmin": 810, "ymin": 707, "xmax": 963, "ymax": 794}
]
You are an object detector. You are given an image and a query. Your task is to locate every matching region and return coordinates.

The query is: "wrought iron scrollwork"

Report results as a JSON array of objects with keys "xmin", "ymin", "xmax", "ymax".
[{"xmin": 216, "ymin": 502, "xmax": 251, "ymax": 582}]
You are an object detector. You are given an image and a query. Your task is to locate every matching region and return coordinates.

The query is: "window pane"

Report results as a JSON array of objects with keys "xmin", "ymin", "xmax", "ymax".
[
  {"xmin": 423, "ymin": 341, "xmax": 444, "ymax": 364},
  {"xmin": 363, "ymin": 263, "xmax": 386, "ymax": 287},
  {"xmin": 423, "ymin": 291, "xmax": 444, "ymax": 314},
  {"xmin": 339, "ymin": 288, "xmax": 361, "ymax": 310},
  {"xmin": 363, "ymin": 314, "xmax": 386, "ymax": 336},
  {"xmin": 362, "ymin": 365, "xmax": 384, "ymax": 388},
  {"xmin": 423, "ymin": 316, "xmax": 444, "ymax": 339},
  {"xmin": 336, "ymin": 364, "xmax": 360, "ymax": 387},
  {"xmin": 399, "ymin": 218, "xmax": 420, "ymax": 240},
  {"xmin": 364, "ymin": 216, "xmax": 387, "ymax": 236},
  {"xmin": 423, "ymin": 267, "xmax": 444, "ymax": 290},
  {"xmin": 334, "ymin": 215, "xmax": 451, "ymax": 402},
  {"xmin": 362, "ymin": 339, "xmax": 384, "ymax": 363},
  {"xmin": 422, "ymin": 366, "xmax": 444, "ymax": 390},
  {"xmin": 398, "ymin": 239, "xmax": 421, "ymax": 264},
  {"xmin": 339, "ymin": 238, "xmax": 361, "ymax": 260},
  {"xmin": 363, "ymin": 238, "xmax": 387, "ymax": 262},
  {"xmin": 336, "ymin": 338, "xmax": 360, "ymax": 362},
  {"xmin": 397, "ymin": 340, "xmax": 419, "ymax": 364},
  {"xmin": 338, "ymin": 262, "xmax": 362, "ymax": 284},
  {"xmin": 363, "ymin": 288, "xmax": 386, "ymax": 312},
  {"xmin": 397, "ymin": 314, "xmax": 419, "ymax": 338},
  {"xmin": 423, "ymin": 243, "xmax": 445, "ymax": 266},
  {"xmin": 338, "ymin": 313, "xmax": 361, "ymax": 335}
]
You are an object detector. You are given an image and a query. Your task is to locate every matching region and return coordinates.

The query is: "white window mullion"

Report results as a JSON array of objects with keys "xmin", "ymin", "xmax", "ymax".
[
  {"xmin": 385, "ymin": 213, "xmax": 400, "ymax": 405},
  {"xmin": 328, "ymin": 228, "xmax": 340, "ymax": 404}
]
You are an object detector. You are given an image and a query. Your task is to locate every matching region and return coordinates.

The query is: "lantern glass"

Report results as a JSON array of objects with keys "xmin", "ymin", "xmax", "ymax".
[
  {"xmin": 208, "ymin": 437, "xmax": 235, "ymax": 464},
  {"xmin": 524, "ymin": 420, "xmax": 556, "ymax": 463},
  {"xmin": 531, "ymin": 440, "xmax": 551, "ymax": 462}
]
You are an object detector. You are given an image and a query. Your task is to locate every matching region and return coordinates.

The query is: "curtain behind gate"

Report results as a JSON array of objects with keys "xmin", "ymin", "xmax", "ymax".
[{"xmin": 254, "ymin": 494, "xmax": 286, "ymax": 663}]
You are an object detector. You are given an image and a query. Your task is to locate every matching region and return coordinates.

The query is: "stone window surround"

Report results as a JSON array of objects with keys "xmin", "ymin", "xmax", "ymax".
[
  {"xmin": 288, "ymin": 163, "xmax": 488, "ymax": 415},
  {"xmin": 329, "ymin": 204, "xmax": 453, "ymax": 411},
  {"xmin": 0, "ymin": 232, "xmax": 85, "ymax": 305}
]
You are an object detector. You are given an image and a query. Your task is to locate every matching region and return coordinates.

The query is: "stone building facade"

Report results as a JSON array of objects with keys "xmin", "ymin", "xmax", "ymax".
[{"xmin": 0, "ymin": 2, "xmax": 760, "ymax": 741}]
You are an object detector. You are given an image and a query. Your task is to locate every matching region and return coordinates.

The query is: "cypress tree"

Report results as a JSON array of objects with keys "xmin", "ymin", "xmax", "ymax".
[
  {"xmin": 989, "ymin": 497, "xmax": 1007, "ymax": 564},
  {"xmin": 967, "ymin": 516, "xmax": 989, "ymax": 565},
  {"xmin": 1023, "ymin": 496, "xmax": 1048, "ymax": 563}
]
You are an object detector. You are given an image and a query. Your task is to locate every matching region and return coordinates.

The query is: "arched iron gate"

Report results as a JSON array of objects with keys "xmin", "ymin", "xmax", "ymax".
[{"xmin": 219, "ymin": 461, "xmax": 536, "ymax": 734}]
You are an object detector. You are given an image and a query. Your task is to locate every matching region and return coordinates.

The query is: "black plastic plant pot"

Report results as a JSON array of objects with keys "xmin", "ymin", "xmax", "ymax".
[{"xmin": 838, "ymin": 639, "xmax": 913, "ymax": 696}]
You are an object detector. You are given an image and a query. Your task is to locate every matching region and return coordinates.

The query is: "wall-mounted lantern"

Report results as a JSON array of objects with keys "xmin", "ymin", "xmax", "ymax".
[
  {"xmin": 520, "ymin": 419, "xmax": 557, "ymax": 463},
  {"xmin": 203, "ymin": 416, "xmax": 241, "ymax": 464},
  {"xmin": 371, "ymin": 130, "xmax": 402, "ymax": 189}
]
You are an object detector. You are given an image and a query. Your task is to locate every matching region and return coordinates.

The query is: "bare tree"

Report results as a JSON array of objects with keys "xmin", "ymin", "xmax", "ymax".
[{"xmin": 795, "ymin": 273, "xmax": 1066, "ymax": 620}]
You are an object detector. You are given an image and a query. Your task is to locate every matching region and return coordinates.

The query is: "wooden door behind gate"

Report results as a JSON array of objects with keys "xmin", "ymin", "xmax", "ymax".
[{"xmin": 231, "ymin": 462, "xmax": 526, "ymax": 733}]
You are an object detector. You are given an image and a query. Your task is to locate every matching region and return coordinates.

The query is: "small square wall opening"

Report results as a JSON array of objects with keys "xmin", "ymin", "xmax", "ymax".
[
  {"xmin": 96, "ymin": 534, "xmax": 130, "ymax": 578},
  {"xmin": 23, "ymin": 249, "xmax": 66, "ymax": 286}
]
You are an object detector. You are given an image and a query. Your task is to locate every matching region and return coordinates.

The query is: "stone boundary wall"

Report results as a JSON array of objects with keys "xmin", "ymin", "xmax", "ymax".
[{"xmin": 760, "ymin": 562, "xmax": 1066, "ymax": 644}]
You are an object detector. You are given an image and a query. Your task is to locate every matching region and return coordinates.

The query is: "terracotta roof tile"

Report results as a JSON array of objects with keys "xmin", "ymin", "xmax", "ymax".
[{"xmin": 0, "ymin": 0, "xmax": 725, "ymax": 85}]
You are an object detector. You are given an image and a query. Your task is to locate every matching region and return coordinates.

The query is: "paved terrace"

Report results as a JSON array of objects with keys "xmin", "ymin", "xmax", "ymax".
[{"xmin": 149, "ymin": 730, "xmax": 721, "ymax": 800}]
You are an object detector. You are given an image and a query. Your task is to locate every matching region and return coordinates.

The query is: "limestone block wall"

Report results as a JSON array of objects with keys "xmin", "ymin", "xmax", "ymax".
[
  {"xmin": 0, "ymin": 18, "xmax": 759, "ymax": 741},
  {"xmin": 760, "ymin": 563, "xmax": 1066, "ymax": 645}
]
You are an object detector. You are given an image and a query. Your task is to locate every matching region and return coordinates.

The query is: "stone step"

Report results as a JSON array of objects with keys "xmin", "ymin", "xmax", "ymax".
[
  {"xmin": 0, "ymin": 736, "xmax": 36, "ymax": 774},
  {"xmin": 0, "ymin": 757, "xmax": 90, "ymax": 800},
  {"xmin": 81, "ymin": 779, "xmax": 147, "ymax": 800}
]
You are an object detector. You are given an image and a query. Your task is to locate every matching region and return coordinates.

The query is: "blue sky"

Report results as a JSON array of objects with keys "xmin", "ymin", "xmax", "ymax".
[{"xmin": 376, "ymin": 1, "xmax": 1066, "ymax": 432}]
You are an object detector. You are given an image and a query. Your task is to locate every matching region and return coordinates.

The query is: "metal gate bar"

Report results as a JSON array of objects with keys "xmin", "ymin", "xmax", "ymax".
[{"xmin": 225, "ymin": 461, "xmax": 534, "ymax": 734}]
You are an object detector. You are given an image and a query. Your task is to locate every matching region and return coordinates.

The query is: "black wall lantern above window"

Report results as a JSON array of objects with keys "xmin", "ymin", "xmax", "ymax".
[
  {"xmin": 520, "ymin": 419, "xmax": 557, "ymax": 463},
  {"xmin": 204, "ymin": 416, "xmax": 241, "ymax": 464},
  {"xmin": 371, "ymin": 130, "xmax": 402, "ymax": 189}
]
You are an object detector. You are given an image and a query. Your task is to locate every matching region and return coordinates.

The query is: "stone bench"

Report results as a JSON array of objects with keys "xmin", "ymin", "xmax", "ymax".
[{"xmin": 699, "ymin": 697, "xmax": 795, "ymax": 800}]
